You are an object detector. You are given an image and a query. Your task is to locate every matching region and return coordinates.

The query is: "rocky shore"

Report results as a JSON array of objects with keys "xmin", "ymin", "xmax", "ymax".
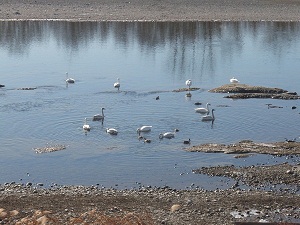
[{"xmin": 1, "ymin": 183, "xmax": 300, "ymax": 224}]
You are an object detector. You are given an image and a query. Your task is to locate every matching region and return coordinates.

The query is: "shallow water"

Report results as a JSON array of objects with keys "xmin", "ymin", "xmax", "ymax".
[{"xmin": 0, "ymin": 21, "xmax": 299, "ymax": 189}]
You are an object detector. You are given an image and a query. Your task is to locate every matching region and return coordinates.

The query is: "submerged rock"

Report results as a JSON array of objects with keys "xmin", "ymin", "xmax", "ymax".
[
  {"xmin": 173, "ymin": 87, "xmax": 200, "ymax": 92},
  {"xmin": 33, "ymin": 145, "xmax": 66, "ymax": 153}
]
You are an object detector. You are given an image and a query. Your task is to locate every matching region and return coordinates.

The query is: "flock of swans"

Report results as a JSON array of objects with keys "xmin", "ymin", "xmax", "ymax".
[{"xmin": 76, "ymin": 75, "xmax": 231, "ymax": 143}]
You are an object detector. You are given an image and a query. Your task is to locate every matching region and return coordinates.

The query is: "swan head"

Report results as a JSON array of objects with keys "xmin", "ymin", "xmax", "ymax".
[{"xmin": 159, "ymin": 133, "xmax": 164, "ymax": 139}]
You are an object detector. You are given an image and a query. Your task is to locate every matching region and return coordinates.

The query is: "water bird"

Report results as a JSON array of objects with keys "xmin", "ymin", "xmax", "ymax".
[
  {"xmin": 159, "ymin": 129, "xmax": 178, "ymax": 139},
  {"xmin": 291, "ymin": 106, "xmax": 297, "ymax": 110},
  {"xmin": 195, "ymin": 103, "xmax": 211, "ymax": 114},
  {"xmin": 185, "ymin": 79, "xmax": 192, "ymax": 90},
  {"xmin": 194, "ymin": 102, "xmax": 202, "ymax": 105},
  {"xmin": 0, "ymin": 84, "xmax": 5, "ymax": 88},
  {"xmin": 144, "ymin": 138, "xmax": 151, "ymax": 143},
  {"xmin": 65, "ymin": 72, "xmax": 75, "ymax": 84},
  {"xmin": 93, "ymin": 107, "xmax": 105, "ymax": 121},
  {"xmin": 156, "ymin": 96, "xmax": 160, "ymax": 100},
  {"xmin": 83, "ymin": 118, "xmax": 91, "ymax": 131},
  {"xmin": 230, "ymin": 77, "xmax": 239, "ymax": 83},
  {"xmin": 138, "ymin": 135, "xmax": 144, "ymax": 140},
  {"xmin": 114, "ymin": 78, "xmax": 120, "ymax": 91},
  {"xmin": 185, "ymin": 79, "xmax": 192, "ymax": 97},
  {"xmin": 285, "ymin": 138, "xmax": 296, "ymax": 143},
  {"xmin": 183, "ymin": 139, "xmax": 191, "ymax": 144},
  {"xmin": 137, "ymin": 126, "xmax": 152, "ymax": 134},
  {"xmin": 201, "ymin": 109, "xmax": 215, "ymax": 121},
  {"xmin": 106, "ymin": 128, "xmax": 118, "ymax": 135}
]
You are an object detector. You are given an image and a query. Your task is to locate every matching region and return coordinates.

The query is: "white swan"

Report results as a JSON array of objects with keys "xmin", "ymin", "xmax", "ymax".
[
  {"xmin": 230, "ymin": 77, "xmax": 239, "ymax": 83},
  {"xmin": 106, "ymin": 128, "xmax": 118, "ymax": 135},
  {"xmin": 185, "ymin": 79, "xmax": 192, "ymax": 89},
  {"xmin": 202, "ymin": 109, "xmax": 215, "ymax": 121},
  {"xmin": 65, "ymin": 72, "xmax": 75, "ymax": 84},
  {"xmin": 195, "ymin": 103, "xmax": 211, "ymax": 114},
  {"xmin": 114, "ymin": 78, "xmax": 120, "ymax": 91},
  {"xmin": 137, "ymin": 126, "xmax": 152, "ymax": 134},
  {"xmin": 83, "ymin": 118, "xmax": 91, "ymax": 131},
  {"xmin": 93, "ymin": 107, "xmax": 105, "ymax": 121},
  {"xmin": 159, "ymin": 129, "xmax": 178, "ymax": 139}
]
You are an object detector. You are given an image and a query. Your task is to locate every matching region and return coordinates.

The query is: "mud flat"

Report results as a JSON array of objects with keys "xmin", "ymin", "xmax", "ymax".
[{"xmin": 209, "ymin": 84, "xmax": 300, "ymax": 100}]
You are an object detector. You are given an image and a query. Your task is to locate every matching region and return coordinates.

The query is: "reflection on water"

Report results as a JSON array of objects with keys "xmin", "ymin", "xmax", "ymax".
[
  {"xmin": 1, "ymin": 21, "xmax": 300, "ymax": 80},
  {"xmin": 0, "ymin": 21, "xmax": 299, "ymax": 189}
]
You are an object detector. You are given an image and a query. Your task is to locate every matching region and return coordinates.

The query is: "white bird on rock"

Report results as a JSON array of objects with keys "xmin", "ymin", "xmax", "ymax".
[
  {"xmin": 185, "ymin": 79, "xmax": 192, "ymax": 90},
  {"xmin": 114, "ymin": 78, "xmax": 120, "ymax": 91},
  {"xmin": 230, "ymin": 77, "xmax": 239, "ymax": 83}
]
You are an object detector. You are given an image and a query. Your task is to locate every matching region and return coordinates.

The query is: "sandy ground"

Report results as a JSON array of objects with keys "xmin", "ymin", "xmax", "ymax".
[
  {"xmin": 1, "ymin": 0, "xmax": 300, "ymax": 21},
  {"xmin": 1, "ymin": 1, "xmax": 300, "ymax": 224}
]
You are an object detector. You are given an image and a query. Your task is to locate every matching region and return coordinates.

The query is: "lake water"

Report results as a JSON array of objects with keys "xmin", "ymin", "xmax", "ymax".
[{"xmin": 0, "ymin": 21, "xmax": 299, "ymax": 189}]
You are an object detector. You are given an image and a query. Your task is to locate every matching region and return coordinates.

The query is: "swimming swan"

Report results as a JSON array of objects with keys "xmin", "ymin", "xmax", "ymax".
[
  {"xmin": 201, "ymin": 109, "xmax": 215, "ymax": 121},
  {"xmin": 195, "ymin": 103, "xmax": 211, "ymax": 114},
  {"xmin": 106, "ymin": 128, "xmax": 118, "ymax": 135},
  {"xmin": 93, "ymin": 107, "xmax": 105, "ymax": 121},
  {"xmin": 114, "ymin": 78, "xmax": 120, "ymax": 91},
  {"xmin": 230, "ymin": 77, "xmax": 239, "ymax": 83},
  {"xmin": 83, "ymin": 118, "xmax": 91, "ymax": 131},
  {"xmin": 159, "ymin": 129, "xmax": 178, "ymax": 139},
  {"xmin": 65, "ymin": 72, "xmax": 75, "ymax": 84},
  {"xmin": 137, "ymin": 126, "xmax": 152, "ymax": 134}
]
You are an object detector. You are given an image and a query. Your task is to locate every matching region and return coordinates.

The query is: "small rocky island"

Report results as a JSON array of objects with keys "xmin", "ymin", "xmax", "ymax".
[{"xmin": 209, "ymin": 83, "xmax": 300, "ymax": 100}]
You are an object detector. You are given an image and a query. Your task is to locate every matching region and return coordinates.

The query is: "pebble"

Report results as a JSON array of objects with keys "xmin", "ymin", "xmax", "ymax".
[{"xmin": 170, "ymin": 204, "xmax": 181, "ymax": 212}]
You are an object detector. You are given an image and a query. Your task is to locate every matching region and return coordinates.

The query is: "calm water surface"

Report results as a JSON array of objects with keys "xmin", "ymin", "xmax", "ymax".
[{"xmin": 0, "ymin": 21, "xmax": 299, "ymax": 189}]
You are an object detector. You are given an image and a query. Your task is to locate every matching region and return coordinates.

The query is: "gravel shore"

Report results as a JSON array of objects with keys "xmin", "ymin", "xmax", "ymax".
[
  {"xmin": 1, "ymin": 1, "xmax": 300, "ymax": 224},
  {"xmin": 1, "ymin": 0, "xmax": 300, "ymax": 21},
  {"xmin": 1, "ymin": 183, "xmax": 300, "ymax": 224}
]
